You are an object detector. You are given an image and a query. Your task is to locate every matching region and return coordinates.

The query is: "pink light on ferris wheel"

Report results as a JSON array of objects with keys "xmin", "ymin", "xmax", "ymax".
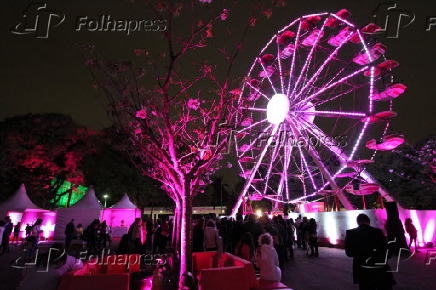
[{"xmin": 267, "ymin": 94, "xmax": 290, "ymax": 125}]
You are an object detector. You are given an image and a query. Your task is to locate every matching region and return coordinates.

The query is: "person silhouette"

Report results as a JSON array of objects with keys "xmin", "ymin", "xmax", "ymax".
[{"xmin": 345, "ymin": 213, "xmax": 395, "ymax": 290}]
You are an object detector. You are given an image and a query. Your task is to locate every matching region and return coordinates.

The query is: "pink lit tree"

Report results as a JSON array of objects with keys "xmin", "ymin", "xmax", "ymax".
[
  {"xmin": 86, "ymin": 0, "xmax": 287, "ymax": 282},
  {"xmin": 0, "ymin": 113, "xmax": 94, "ymax": 208}
]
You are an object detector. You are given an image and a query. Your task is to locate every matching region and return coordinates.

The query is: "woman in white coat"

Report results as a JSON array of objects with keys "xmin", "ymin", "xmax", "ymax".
[{"xmin": 255, "ymin": 233, "xmax": 281, "ymax": 282}]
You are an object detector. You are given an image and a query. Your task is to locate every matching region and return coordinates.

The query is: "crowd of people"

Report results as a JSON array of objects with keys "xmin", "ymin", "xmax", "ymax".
[
  {"xmin": 0, "ymin": 212, "xmax": 424, "ymax": 288},
  {"xmin": 191, "ymin": 213, "xmax": 320, "ymax": 282},
  {"xmin": 63, "ymin": 217, "xmax": 174, "ymax": 256}
]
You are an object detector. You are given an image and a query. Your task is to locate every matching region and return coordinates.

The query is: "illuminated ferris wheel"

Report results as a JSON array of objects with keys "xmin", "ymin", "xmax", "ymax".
[{"xmin": 232, "ymin": 10, "xmax": 406, "ymax": 214}]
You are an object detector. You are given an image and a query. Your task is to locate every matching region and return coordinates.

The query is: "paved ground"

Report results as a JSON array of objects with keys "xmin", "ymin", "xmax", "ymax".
[
  {"xmin": 1, "ymin": 241, "xmax": 435, "ymax": 290},
  {"xmin": 281, "ymin": 246, "xmax": 436, "ymax": 290}
]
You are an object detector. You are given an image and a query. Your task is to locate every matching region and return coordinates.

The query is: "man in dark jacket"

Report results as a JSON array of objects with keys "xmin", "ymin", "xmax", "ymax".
[
  {"xmin": 1, "ymin": 217, "xmax": 13, "ymax": 253},
  {"xmin": 65, "ymin": 219, "xmax": 75, "ymax": 251},
  {"xmin": 243, "ymin": 213, "xmax": 262, "ymax": 247},
  {"xmin": 345, "ymin": 213, "xmax": 395, "ymax": 290}
]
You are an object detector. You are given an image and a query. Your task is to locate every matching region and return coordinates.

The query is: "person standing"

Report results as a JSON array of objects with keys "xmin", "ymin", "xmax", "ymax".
[
  {"xmin": 25, "ymin": 224, "xmax": 32, "ymax": 237},
  {"xmin": 13, "ymin": 222, "xmax": 21, "ymax": 243},
  {"xmin": 230, "ymin": 214, "xmax": 244, "ymax": 253},
  {"xmin": 193, "ymin": 218, "xmax": 205, "ymax": 252},
  {"xmin": 1, "ymin": 217, "xmax": 13, "ymax": 254},
  {"xmin": 158, "ymin": 219, "xmax": 169, "ymax": 254},
  {"xmin": 404, "ymin": 218, "xmax": 420, "ymax": 252},
  {"xmin": 99, "ymin": 221, "xmax": 111, "ymax": 249},
  {"xmin": 86, "ymin": 219, "xmax": 100, "ymax": 253},
  {"xmin": 299, "ymin": 217, "xmax": 309, "ymax": 250},
  {"xmin": 130, "ymin": 218, "xmax": 146, "ymax": 254},
  {"xmin": 203, "ymin": 220, "xmax": 219, "ymax": 251},
  {"xmin": 272, "ymin": 216, "xmax": 286, "ymax": 269},
  {"xmin": 65, "ymin": 219, "xmax": 75, "ymax": 251},
  {"xmin": 27, "ymin": 219, "xmax": 43, "ymax": 260},
  {"xmin": 295, "ymin": 215, "xmax": 302, "ymax": 248},
  {"xmin": 75, "ymin": 224, "xmax": 84, "ymax": 239},
  {"xmin": 308, "ymin": 218, "xmax": 319, "ymax": 257},
  {"xmin": 235, "ymin": 232, "xmax": 255, "ymax": 262},
  {"xmin": 345, "ymin": 213, "xmax": 395, "ymax": 290},
  {"xmin": 243, "ymin": 214, "xmax": 262, "ymax": 248},
  {"xmin": 286, "ymin": 218, "xmax": 295, "ymax": 259}
]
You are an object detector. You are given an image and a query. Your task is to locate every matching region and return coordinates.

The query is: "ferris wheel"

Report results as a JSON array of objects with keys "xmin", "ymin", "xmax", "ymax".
[{"xmin": 231, "ymin": 10, "xmax": 406, "ymax": 215}]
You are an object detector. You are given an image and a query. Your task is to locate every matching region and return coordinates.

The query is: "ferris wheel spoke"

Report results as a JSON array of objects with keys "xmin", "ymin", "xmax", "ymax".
[
  {"xmin": 297, "ymin": 110, "xmax": 366, "ymax": 119},
  {"xmin": 235, "ymin": 118, "xmax": 268, "ymax": 136},
  {"xmin": 259, "ymin": 61, "xmax": 278, "ymax": 95},
  {"xmin": 297, "ymin": 145, "xmax": 318, "ymax": 190},
  {"xmin": 246, "ymin": 107, "xmax": 266, "ymax": 112},
  {"xmin": 276, "ymin": 38, "xmax": 285, "ymax": 93},
  {"xmin": 312, "ymin": 87, "xmax": 354, "ymax": 107},
  {"xmin": 275, "ymin": 139, "xmax": 294, "ymax": 200},
  {"xmin": 290, "ymin": 122, "xmax": 353, "ymax": 209},
  {"xmin": 246, "ymin": 82, "xmax": 270, "ymax": 100},
  {"xmin": 348, "ymin": 67, "xmax": 375, "ymax": 160},
  {"xmin": 262, "ymin": 124, "xmax": 285, "ymax": 196},
  {"xmin": 285, "ymin": 20, "xmax": 303, "ymax": 96},
  {"xmin": 290, "ymin": 18, "xmax": 329, "ymax": 100},
  {"xmin": 290, "ymin": 117, "xmax": 319, "ymax": 191},
  {"xmin": 237, "ymin": 123, "xmax": 272, "ymax": 157},
  {"xmin": 297, "ymin": 116, "xmax": 349, "ymax": 163},
  {"xmin": 294, "ymin": 31, "xmax": 354, "ymax": 101},
  {"xmin": 239, "ymin": 124, "xmax": 280, "ymax": 187},
  {"xmin": 292, "ymin": 65, "xmax": 368, "ymax": 109}
]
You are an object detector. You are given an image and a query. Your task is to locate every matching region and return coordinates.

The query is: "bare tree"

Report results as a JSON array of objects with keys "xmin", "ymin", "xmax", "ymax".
[{"xmin": 86, "ymin": 0, "xmax": 286, "ymax": 283}]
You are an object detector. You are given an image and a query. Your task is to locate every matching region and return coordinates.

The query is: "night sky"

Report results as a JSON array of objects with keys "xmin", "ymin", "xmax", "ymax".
[{"xmin": 1, "ymin": 0, "xmax": 435, "ymax": 144}]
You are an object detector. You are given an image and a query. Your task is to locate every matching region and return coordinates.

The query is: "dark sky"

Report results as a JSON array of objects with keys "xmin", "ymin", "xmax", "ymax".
[{"xmin": 1, "ymin": 0, "xmax": 435, "ymax": 144}]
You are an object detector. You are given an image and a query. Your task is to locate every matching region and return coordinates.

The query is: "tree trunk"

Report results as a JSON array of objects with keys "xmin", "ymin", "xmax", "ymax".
[
  {"xmin": 172, "ymin": 200, "xmax": 182, "ymax": 253},
  {"xmin": 179, "ymin": 192, "xmax": 193, "ymax": 287}
]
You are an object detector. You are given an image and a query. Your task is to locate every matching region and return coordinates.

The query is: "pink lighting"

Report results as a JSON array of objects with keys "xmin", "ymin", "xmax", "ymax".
[
  {"xmin": 100, "ymin": 208, "xmax": 141, "ymax": 229},
  {"xmin": 231, "ymin": 9, "xmax": 402, "ymax": 215},
  {"xmin": 424, "ymin": 219, "xmax": 435, "ymax": 245},
  {"xmin": 8, "ymin": 209, "xmax": 57, "ymax": 240},
  {"xmin": 267, "ymin": 94, "xmax": 290, "ymax": 125}
]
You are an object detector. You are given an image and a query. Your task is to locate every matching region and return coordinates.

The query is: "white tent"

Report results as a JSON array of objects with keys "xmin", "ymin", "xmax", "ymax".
[
  {"xmin": 100, "ymin": 193, "xmax": 140, "ymax": 235},
  {"xmin": 0, "ymin": 184, "xmax": 41, "ymax": 217},
  {"xmin": 69, "ymin": 186, "xmax": 103, "ymax": 209},
  {"xmin": 54, "ymin": 186, "xmax": 103, "ymax": 239},
  {"xmin": 111, "ymin": 193, "xmax": 137, "ymax": 209}
]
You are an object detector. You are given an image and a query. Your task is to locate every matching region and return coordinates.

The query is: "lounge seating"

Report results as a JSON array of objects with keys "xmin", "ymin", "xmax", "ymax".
[
  {"xmin": 58, "ymin": 254, "xmax": 141, "ymax": 290},
  {"xmin": 192, "ymin": 252, "xmax": 291, "ymax": 290}
]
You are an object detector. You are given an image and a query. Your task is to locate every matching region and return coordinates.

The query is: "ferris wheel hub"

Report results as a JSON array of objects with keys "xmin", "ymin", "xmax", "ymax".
[{"xmin": 267, "ymin": 93, "xmax": 290, "ymax": 125}]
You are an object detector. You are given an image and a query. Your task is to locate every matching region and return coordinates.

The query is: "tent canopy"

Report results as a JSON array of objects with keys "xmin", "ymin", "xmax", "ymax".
[
  {"xmin": 69, "ymin": 186, "xmax": 103, "ymax": 209},
  {"xmin": 0, "ymin": 184, "xmax": 41, "ymax": 215},
  {"xmin": 111, "ymin": 193, "xmax": 137, "ymax": 209}
]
